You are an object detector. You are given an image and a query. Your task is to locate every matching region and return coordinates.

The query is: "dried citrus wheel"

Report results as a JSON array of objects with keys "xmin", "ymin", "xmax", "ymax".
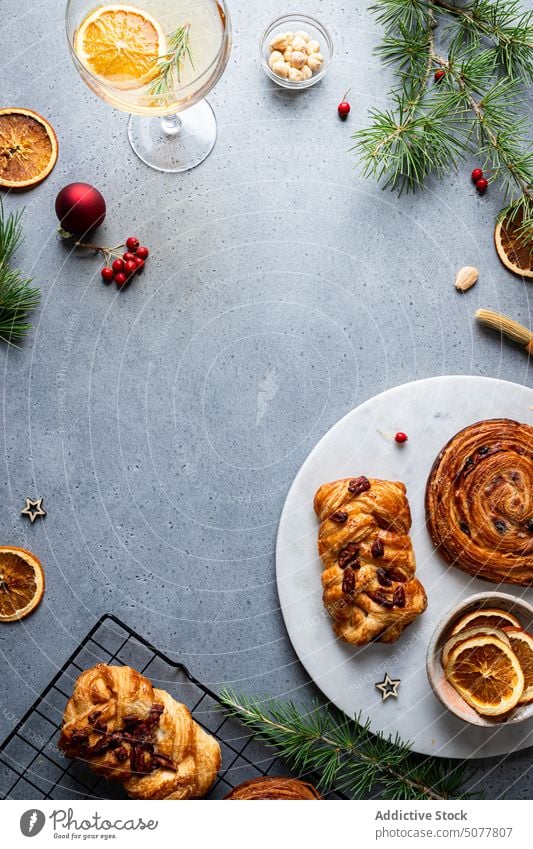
[
  {"xmin": 74, "ymin": 5, "xmax": 167, "ymax": 90},
  {"xmin": 441, "ymin": 626, "xmax": 510, "ymax": 668},
  {"xmin": 0, "ymin": 546, "xmax": 45, "ymax": 622},
  {"xmin": 0, "ymin": 108, "xmax": 58, "ymax": 190},
  {"xmin": 445, "ymin": 634, "xmax": 524, "ymax": 716},
  {"xmin": 504, "ymin": 628, "xmax": 533, "ymax": 704},
  {"xmin": 494, "ymin": 212, "xmax": 533, "ymax": 279},
  {"xmin": 450, "ymin": 608, "xmax": 521, "ymax": 635}
]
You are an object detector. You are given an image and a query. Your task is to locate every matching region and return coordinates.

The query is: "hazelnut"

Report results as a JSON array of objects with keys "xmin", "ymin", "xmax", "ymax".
[
  {"xmin": 268, "ymin": 50, "xmax": 284, "ymax": 68},
  {"xmin": 283, "ymin": 46, "xmax": 293, "ymax": 61},
  {"xmin": 272, "ymin": 60, "xmax": 291, "ymax": 79},
  {"xmin": 294, "ymin": 30, "xmax": 311, "ymax": 42},
  {"xmin": 291, "ymin": 36, "xmax": 308, "ymax": 52},
  {"xmin": 270, "ymin": 32, "xmax": 289, "ymax": 51},
  {"xmin": 307, "ymin": 53, "xmax": 324, "ymax": 72},
  {"xmin": 306, "ymin": 40, "xmax": 320, "ymax": 55},
  {"xmin": 300, "ymin": 64, "xmax": 312, "ymax": 80},
  {"xmin": 288, "ymin": 67, "xmax": 305, "ymax": 82},
  {"xmin": 290, "ymin": 50, "xmax": 307, "ymax": 69}
]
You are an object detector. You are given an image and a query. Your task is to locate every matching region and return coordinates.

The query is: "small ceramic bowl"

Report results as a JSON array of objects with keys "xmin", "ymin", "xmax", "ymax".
[
  {"xmin": 260, "ymin": 14, "xmax": 333, "ymax": 89},
  {"xmin": 426, "ymin": 592, "xmax": 533, "ymax": 726}
]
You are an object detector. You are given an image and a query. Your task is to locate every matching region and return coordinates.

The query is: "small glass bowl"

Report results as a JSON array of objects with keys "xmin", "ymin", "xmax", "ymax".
[{"xmin": 260, "ymin": 13, "xmax": 333, "ymax": 89}]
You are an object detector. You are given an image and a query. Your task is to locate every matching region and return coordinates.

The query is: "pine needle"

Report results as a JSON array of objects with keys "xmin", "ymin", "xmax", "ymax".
[
  {"xmin": 149, "ymin": 23, "xmax": 194, "ymax": 97},
  {"xmin": 220, "ymin": 690, "xmax": 474, "ymax": 801},
  {"xmin": 0, "ymin": 199, "xmax": 40, "ymax": 343}
]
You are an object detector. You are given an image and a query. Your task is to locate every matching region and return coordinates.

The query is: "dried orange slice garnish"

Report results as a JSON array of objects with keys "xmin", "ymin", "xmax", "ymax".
[
  {"xmin": 442, "ymin": 625, "xmax": 510, "ymax": 668},
  {"xmin": 450, "ymin": 608, "xmax": 521, "ymax": 635},
  {"xmin": 0, "ymin": 546, "xmax": 45, "ymax": 622},
  {"xmin": 445, "ymin": 634, "xmax": 524, "ymax": 716},
  {"xmin": 494, "ymin": 212, "xmax": 533, "ymax": 279},
  {"xmin": 74, "ymin": 4, "xmax": 166, "ymax": 90},
  {"xmin": 0, "ymin": 108, "xmax": 58, "ymax": 190},
  {"xmin": 504, "ymin": 628, "xmax": 533, "ymax": 704}
]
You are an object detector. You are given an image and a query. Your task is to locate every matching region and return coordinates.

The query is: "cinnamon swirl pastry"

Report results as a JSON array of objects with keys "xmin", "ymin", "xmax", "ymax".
[
  {"xmin": 425, "ymin": 419, "xmax": 533, "ymax": 586},
  {"xmin": 314, "ymin": 477, "xmax": 427, "ymax": 644}
]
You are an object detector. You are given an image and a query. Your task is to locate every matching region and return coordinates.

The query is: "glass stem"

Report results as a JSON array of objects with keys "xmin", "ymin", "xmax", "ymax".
[{"xmin": 161, "ymin": 115, "xmax": 182, "ymax": 137}]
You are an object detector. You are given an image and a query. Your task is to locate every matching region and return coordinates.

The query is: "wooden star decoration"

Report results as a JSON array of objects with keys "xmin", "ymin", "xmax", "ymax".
[
  {"xmin": 21, "ymin": 497, "xmax": 47, "ymax": 523},
  {"xmin": 375, "ymin": 673, "xmax": 401, "ymax": 701}
]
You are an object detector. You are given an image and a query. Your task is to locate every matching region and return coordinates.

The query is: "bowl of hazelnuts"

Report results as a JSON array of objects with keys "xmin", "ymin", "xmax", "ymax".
[{"xmin": 260, "ymin": 14, "xmax": 333, "ymax": 89}]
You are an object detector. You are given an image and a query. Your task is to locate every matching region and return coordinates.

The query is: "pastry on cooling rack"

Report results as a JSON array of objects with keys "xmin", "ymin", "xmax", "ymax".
[
  {"xmin": 59, "ymin": 664, "xmax": 220, "ymax": 800},
  {"xmin": 225, "ymin": 776, "xmax": 322, "ymax": 799},
  {"xmin": 314, "ymin": 476, "xmax": 427, "ymax": 644},
  {"xmin": 425, "ymin": 419, "xmax": 533, "ymax": 586}
]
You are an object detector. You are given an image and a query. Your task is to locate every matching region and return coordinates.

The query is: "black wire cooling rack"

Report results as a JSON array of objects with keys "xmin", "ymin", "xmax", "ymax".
[{"xmin": 0, "ymin": 614, "xmax": 303, "ymax": 800}]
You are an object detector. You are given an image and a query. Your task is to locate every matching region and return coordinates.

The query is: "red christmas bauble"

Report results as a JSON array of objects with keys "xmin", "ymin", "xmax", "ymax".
[{"xmin": 55, "ymin": 183, "xmax": 106, "ymax": 234}]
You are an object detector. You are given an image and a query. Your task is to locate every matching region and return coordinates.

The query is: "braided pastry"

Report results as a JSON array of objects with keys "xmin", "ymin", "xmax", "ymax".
[
  {"xmin": 314, "ymin": 476, "xmax": 427, "ymax": 644},
  {"xmin": 59, "ymin": 664, "xmax": 220, "ymax": 799},
  {"xmin": 425, "ymin": 418, "xmax": 533, "ymax": 586}
]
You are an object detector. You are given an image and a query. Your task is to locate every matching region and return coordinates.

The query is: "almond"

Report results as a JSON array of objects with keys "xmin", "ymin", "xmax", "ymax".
[{"xmin": 455, "ymin": 266, "xmax": 479, "ymax": 291}]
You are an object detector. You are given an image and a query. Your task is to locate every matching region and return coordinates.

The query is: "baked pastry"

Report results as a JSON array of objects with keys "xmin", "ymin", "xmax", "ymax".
[
  {"xmin": 59, "ymin": 664, "xmax": 220, "ymax": 799},
  {"xmin": 314, "ymin": 476, "xmax": 427, "ymax": 644},
  {"xmin": 425, "ymin": 419, "xmax": 533, "ymax": 586},
  {"xmin": 225, "ymin": 777, "xmax": 321, "ymax": 799}
]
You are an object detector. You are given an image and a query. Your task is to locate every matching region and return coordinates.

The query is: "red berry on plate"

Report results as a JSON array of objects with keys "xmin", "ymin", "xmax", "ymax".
[
  {"xmin": 126, "ymin": 237, "xmax": 140, "ymax": 252},
  {"xmin": 123, "ymin": 252, "xmax": 136, "ymax": 262},
  {"xmin": 112, "ymin": 258, "xmax": 124, "ymax": 273},
  {"xmin": 434, "ymin": 69, "xmax": 446, "ymax": 82},
  {"xmin": 395, "ymin": 432, "xmax": 408, "ymax": 444},
  {"xmin": 101, "ymin": 267, "xmax": 114, "ymax": 283},
  {"xmin": 471, "ymin": 168, "xmax": 483, "ymax": 182},
  {"xmin": 134, "ymin": 257, "xmax": 145, "ymax": 271},
  {"xmin": 136, "ymin": 246, "xmax": 149, "ymax": 259},
  {"xmin": 475, "ymin": 177, "xmax": 488, "ymax": 194},
  {"xmin": 124, "ymin": 260, "xmax": 137, "ymax": 276},
  {"xmin": 114, "ymin": 272, "xmax": 127, "ymax": 287}
]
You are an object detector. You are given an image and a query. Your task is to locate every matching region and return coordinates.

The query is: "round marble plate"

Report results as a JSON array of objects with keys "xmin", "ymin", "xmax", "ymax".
[{"xmin": 276, "ymin": 376, "xmax": 533, "ymax": 759}]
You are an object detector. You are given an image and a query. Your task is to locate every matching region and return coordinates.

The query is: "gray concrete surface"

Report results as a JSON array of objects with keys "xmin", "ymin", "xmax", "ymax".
[{"xmin": 1, "ymin": 0, "xmax": 532, "ymax": 799}]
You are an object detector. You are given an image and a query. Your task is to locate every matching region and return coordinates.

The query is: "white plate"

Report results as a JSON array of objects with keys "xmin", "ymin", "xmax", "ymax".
[{"xmin": 276, "ymin": 376, "xmax": 533, "ymax": 758}]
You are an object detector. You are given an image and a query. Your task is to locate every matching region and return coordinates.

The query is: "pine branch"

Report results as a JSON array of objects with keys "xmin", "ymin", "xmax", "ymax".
[
  {"xmin": 0, "ymin": 199, "xmax": 40, "ymax": 343},
  {"xmin": 220, "ymin": 690, "xmax": 473, "ymax": 801},
  {"xmin": 149, "ymin": 23, "xmax": 194, "ymax": 97}
]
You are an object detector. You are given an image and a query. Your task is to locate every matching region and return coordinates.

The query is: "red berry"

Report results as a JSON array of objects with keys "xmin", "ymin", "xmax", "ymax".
[
  {"xmin": 112, "ymin": 258, "xmax": 124, "ymax": 273},
  {"xmin": 395, "ymin": 432, "xmax": 408, "ymax": 444},
  {"xmin": 114, "ymin": 272, "xmax": 127, "ymax": 287},
  {"xmin": 338, "ymin": 101, "xmax": 351, "ymax": 119},
  {"xmin": 136, "ymin": 246, "xmax": 149, "ymax": 259},
  {"xmin": 123, "ymin": 252, "xmax": 136, "ymax": 262},
  {"xmin": 471, "ymin": 168, "xmax": 483, "ymax": 182},
  {"xmin": 101, "ymin": 267, "xmax": 114, "ymax": 283},
  {"xmin": 126, "ymin": 237, "xmax": 140, "ymax": 252},
  {"xmin": 124, "ymin": 260, "xmax": 137, "ymax": 277},
  {"xmin": 434, "ymin": 69, "xmax": 446, "ymax": 82},
  {"xmin": 475, "ymin": 177, "xmax": 488, "ymax": 194},
  {"xmin": 134, "ymin": 257, "xmax": 145, "ymax": 271}
]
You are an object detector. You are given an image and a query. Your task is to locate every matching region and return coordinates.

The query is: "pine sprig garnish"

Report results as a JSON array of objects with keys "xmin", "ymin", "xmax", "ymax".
[
  {"xmin": 149, "ymin": 23, "xmax": 194, "ymax": 97},
  {"xmin": 0, "ymin": 199, "xmax": 40, "ymax": 344},
  {"xmin": 220, "ymin": 690, "xmax": 473, "ymax": 800},
  {"xmin": 353, "ymin": 0, "xmax": 533, "ymax": 249}
]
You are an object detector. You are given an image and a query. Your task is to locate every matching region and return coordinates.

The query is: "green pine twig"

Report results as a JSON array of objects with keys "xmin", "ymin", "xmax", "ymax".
[
  {"xmin": 0, "ymin": 199, "xmax": 40, "ymax": 344},
  {"xmin": 220, "ymin": 689, "xmax": 473, "ymax": 801},
  {"xmin": 149, "ymin": 23, "xmax": 194, "ymax": 97}
]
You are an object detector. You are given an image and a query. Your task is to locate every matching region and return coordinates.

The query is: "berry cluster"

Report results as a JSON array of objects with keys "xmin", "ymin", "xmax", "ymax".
[
  {"xmin": 471, "ymin": 167, "xmax": 488, "ymax": 195},
  {"xmin": 101, "ymin": 237, "xmax": 150, "ymax": 288}
]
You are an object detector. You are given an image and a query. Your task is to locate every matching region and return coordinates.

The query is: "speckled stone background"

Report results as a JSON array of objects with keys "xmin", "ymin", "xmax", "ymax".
[{"xmin": 1, "ymin": 0, "xmax": 532, "ymax": 799}]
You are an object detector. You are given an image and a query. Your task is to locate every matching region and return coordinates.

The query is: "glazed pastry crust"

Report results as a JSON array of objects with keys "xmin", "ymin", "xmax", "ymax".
[
  {"xmin": 59, "ymin": 664, "xmax": 220, "ymax": 799},
  {"xmin": 425, "ymin": 418, "xmax": 533, "ymax": 586},
  {"xmin": 315, "ymin": 477, "xmax": 427, "ymax": 644}
]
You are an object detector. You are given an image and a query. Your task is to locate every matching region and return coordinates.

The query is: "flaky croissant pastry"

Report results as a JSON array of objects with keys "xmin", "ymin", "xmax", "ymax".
[
  {"xmin": 59, "ymin": 664, "xmax": 220, "ymax": 799},
  {"xmin": 426, "ymin": 418, "xmax": 533, "ymax": 586},
  {"xmin": 225, "ymin": 777, "xmax": 321, "ymax": 799},
  {"xmin": 314, "ymin": 476, "xmax": 427, "ymax": 644}
]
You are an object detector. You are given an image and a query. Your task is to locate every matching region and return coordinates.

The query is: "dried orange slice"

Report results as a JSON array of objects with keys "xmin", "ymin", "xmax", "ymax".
[
  {"xmin": 504, "ymin": 628, "xmax": 533, "ymax": 704},
  {"xmin": 74, "ymin": 4, "xmax": 166, "ymax": 90},
  {"xmin": 442, "ymin": 626, "xmax": 510, "ymax": 668},
  {"xmin": 0, "ymin": 546, "xmax": 45, "ymax": 622},
  {"xmin": 494, "ymin": 213, "xmax": 533, "ymax": 279},
  {"xmin": 0, "ymin": 108, "xmax": 58, "ymax": 190},
  {"xmin": 445, "ymin": 634, "xmax": 524, "ymax": 716},
  {"xmin": 450, "ymin": 608, "xmax": 521, "ymax": 635}
]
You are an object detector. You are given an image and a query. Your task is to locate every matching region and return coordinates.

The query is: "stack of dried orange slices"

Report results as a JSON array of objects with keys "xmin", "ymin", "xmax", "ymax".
[{"xmin": 442, "ymin": 607, "xmax": 533, "ymax": 718}]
